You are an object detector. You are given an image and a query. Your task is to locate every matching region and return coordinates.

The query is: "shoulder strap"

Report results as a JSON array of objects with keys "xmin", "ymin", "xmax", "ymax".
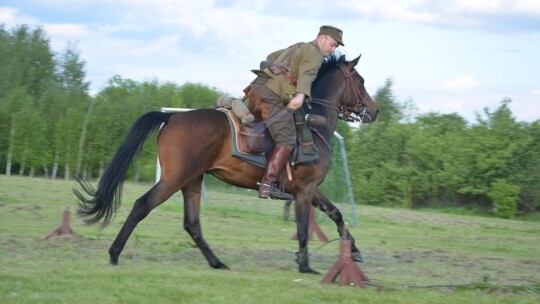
[{"xmin": 272, "ymin": 42, "xmax": 304, "ymax": 69}]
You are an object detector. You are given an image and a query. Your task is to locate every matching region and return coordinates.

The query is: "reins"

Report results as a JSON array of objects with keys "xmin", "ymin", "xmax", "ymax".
[{"xmin": 310, "ymin": 127, "xmax": 331, "ymax": 151}]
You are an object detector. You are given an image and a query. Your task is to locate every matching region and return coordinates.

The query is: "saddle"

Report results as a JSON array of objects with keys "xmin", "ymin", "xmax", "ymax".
[
  {"xmin": 217, "ymin": 108, "xmax": 267, "ymax": 168},
  {"xmin": 217, "ymin": 106, "xmax": 323, "ymax": 168}
]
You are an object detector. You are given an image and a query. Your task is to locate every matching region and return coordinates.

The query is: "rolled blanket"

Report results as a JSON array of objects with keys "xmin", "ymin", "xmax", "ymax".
[{"xmin": 216, "ymin": 95, "xmax": 255, "ymax": 124}]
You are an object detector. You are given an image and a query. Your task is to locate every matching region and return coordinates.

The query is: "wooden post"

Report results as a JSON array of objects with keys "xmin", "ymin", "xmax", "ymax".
[
  {"xmin": 321, "ymin": 240, "xmax": 370, "ymax": 287},
  {"xmin": 291, "ymin": 206, "xmax": 329, "ymax": 243},
  {"xmin": 45, "ymin": 209, "xmax": 74, "ymax": 239}
]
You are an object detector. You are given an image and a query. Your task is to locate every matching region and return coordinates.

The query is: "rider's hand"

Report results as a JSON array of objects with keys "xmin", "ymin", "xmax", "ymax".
[{"xmin": 287, "ymin": 93, "xmax": 305, "ymax": 110}]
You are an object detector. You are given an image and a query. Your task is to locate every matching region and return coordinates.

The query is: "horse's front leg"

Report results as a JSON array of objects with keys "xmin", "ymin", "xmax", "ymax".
[
  {"xmin": 312, "ymin": 190, "xmax": 364, "ymax": 263},
  {"xmin": 294, "ymin": 193, "xmax": 320, "ymax": 274}
]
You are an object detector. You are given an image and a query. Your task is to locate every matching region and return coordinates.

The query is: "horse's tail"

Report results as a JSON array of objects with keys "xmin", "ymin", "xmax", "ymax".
[{"xmin": 74, "ymin": 111, "xmax": 173, "ymax": 226}]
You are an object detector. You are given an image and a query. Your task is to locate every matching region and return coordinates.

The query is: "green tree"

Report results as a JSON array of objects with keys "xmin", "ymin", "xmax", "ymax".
[
  {"xmin": 487, "ymin": 179, "xmax": 520, "ymax": 218},
  {"xmin": 11, "ymin": 101, "xmax": 47, "ymax": 176},
  {"xmin": 405, "ymin": 113, "xmax": 469, "ymax": 207},
  {"xmin": 0, "ymin": 25, "xmax": 55, "ymax": 101},
  {"xmin": 2, "ymin": 89, "xmax": 34, "ymax": 175},
  {"xmin": 0, "ymin": 24, "xmax": 59, "ymax": 177},
  {"xmin": 517, "ymin": 121, "xmax": 540, "ymax": 212},
  {"xmin": 179, "ymin": 82, "xmax": 221, "ymax": 109},
  {"xmin": 460, "ymin": 100, "xmax": 527, "ymax": 210},
  {"xmin": 53, "ymin": 107, "xmax": 84, "ymax": 179},
  {"xmin": 43, "ymin": 43, "xmax": 91, "ymax": 178},
  {"xmin": 83, "ymin": 76, "xmax": 187, "ymax": 181},
  {"xmin": 348, "ymin": 79, "xmax": 416, "ymax": 206}
]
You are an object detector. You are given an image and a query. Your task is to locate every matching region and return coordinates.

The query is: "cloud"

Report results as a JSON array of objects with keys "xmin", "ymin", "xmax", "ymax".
[
  {"xmin": 343, "ymin": 0, "xmax": 540, "ymax": 33},
  {"xmin": 443, "ymin": 75, "xmax": 482, "ymax": 91},
  {"xmin": 0, "ymin": 7, "xmax": 17, "ymax": 25},
  {"xmin": 44, "ymin": 23, "xmax": 89, "ymax": 39},
  {"xmin": 0, "ymin": 7, "xmax": 38, "ymax": 26},
  {"xmin": 450, "ymin": 0, "xmax": 540, "ymax": 15}
]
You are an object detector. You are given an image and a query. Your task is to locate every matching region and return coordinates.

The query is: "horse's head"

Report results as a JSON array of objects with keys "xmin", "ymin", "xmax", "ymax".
[{"xmin": 312, "ymin": 55, "xmax": 379, "ymax": 123}]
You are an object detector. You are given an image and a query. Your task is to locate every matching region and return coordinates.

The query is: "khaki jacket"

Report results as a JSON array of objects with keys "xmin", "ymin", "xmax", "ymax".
[{"xmin": 257, "ymin": 40, "xmax": 324, "ymax": 101}]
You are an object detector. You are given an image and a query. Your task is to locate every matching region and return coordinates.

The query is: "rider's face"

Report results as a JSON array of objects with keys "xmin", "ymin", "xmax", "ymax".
[{"xmin": 319, "ymin": 35, "xmax": 338, "ymax": 56}]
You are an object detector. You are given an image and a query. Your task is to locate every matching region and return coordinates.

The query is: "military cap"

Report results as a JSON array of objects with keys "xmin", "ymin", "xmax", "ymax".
[{"xmin": 318, "ymin": 25, "xmax": 344, "ymax": 46}]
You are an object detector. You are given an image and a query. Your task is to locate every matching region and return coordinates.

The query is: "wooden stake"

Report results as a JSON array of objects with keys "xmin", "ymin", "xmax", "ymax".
[
  {"xmin": 45, "ymin": 209, "xmax": 74, "ymax": 239},
  {"xmin": 321, "ymin": 240, "xmax": 370, "ymax": 287}
]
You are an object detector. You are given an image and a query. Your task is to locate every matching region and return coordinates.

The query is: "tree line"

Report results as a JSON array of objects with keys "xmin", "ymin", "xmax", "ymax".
[
  {"xmin": 0, "ymin": 24, "xmax": 220, "ymax": 182},
  {"xmin": 1, "ymin": 24, "xmax": 538, "ymax": 218},
  {"xmin": 347, "ymin": 80, "xmax": 540, "ymax": 218}
]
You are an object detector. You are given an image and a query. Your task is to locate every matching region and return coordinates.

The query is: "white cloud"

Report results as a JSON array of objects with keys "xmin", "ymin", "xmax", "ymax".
[
  {"xmin": 346, "ymin": 1, "xmax": 440, "ymax": 23},
  {"xmin": 341, "ymin": 0, "xmax": 540, "ymax": 30},
  {"xmin": 0, "ymin": 7, "xmax": 17, "ymax": 25},
  {"xmin": 0, "ymin": 7, "xmax": 37, "ymax": 26},
  {"xmin": 443, "ymin": 75, "xmax": 482, "ymax": 91},
  {"xmin": 514, "ymin": 0, "xmax": 540, "ymax": 14},
  {"xmin": 452, "ymin": 0, "xmax": 540, "ymax": 15},
  {"xmin": 44, "ymin": 23, "xmax": 89, "ymax": 39}
]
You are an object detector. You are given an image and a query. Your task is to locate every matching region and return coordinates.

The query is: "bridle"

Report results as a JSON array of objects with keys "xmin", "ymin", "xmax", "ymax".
[{"xmin": 311, "ymin": 63, "xmax": 369, "ymax": 123}]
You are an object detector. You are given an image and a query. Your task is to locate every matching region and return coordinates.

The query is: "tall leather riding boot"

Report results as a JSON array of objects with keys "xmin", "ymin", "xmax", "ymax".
[{"xmin": 258, "ymin": 146, "xmax": 293, "ymax": 200}]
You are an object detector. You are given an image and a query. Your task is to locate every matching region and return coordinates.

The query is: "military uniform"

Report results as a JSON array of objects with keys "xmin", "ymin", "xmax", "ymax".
[
  {"xmin": 252, "ymin": 41, "xmax": 325, "ymax": 149},
  {"xmin": 264, "ymin": 41, "xmax": 325, "ymax": 103},
  {"xmin": 249, "ymin": 25, "xmax": 344, "ymax": 200}
]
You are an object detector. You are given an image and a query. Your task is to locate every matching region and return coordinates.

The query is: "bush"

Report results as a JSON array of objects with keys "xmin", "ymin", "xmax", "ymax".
[{"xmin": 487, "ymin": 179, "xmax": 520, "ymax": 218}]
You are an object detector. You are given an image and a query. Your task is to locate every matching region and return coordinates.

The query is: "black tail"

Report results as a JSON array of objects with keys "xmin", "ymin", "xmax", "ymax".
[{"xmin": 74, "ymin": 111, "xmax": 172, "ymax": 226}]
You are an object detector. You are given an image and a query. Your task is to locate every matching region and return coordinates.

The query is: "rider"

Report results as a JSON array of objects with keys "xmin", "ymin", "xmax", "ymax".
[{"xmin": 248, "ymin": 25, "xmax": 344, "ymax": 200}]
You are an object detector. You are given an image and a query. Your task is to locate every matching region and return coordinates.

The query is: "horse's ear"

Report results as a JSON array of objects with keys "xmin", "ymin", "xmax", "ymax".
[{"xmin": 348, "ymin": 55, "xmax": 361, "ymax": 69}]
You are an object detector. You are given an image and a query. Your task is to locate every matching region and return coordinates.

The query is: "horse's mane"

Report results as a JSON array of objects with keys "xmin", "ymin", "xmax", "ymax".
[{"xmin": 317, "ymin": 54, "xmax": 348, "ymax": 78}]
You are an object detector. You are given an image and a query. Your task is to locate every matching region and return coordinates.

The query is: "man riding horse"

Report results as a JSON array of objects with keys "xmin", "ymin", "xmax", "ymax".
[
  {"xmin": 248, "ymin": 25, "xmax": 345, "ymax": 200},
  {"xmin": 74, "ymin": 25, "xmax": 378, "ymax": 273}
]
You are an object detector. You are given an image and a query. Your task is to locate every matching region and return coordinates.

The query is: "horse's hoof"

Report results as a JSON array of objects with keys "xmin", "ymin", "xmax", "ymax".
[
  {"xmin": 211, "ymin": 262, "xmax": 230, "ymax": 270},
  {"xmin": 299, "ymin": 266, "xmax": 321, "ymax": 275},
  {"xmin": 110, "ymin": 256, "xmax": 119, "ymax": 265},
  {"xmin": 352, "ymin": 251, "xmax": 364, "ymax": 263}
]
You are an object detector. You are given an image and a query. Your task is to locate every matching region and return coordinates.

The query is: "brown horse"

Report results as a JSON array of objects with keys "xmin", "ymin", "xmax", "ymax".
[{"xmin": 74, "ymin": 55, "xmax": 379, "ymax": 274}]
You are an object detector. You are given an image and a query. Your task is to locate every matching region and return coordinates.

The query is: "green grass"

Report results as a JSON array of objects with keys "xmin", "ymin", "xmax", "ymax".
[{"xmin": 1, "ymin": 175, "xmax": 539, "ymax": 303}]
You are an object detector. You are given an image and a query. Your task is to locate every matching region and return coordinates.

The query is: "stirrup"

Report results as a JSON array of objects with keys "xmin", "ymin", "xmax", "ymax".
[{"xmin": 257, "ymin": 182, "xmax": 293, "ymax": 200}]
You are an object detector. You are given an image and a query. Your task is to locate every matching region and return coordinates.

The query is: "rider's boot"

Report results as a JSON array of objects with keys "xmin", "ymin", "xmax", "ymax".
[{"xmin": 258, "ymin": 146, "xmax": 293, "ymax": 200}]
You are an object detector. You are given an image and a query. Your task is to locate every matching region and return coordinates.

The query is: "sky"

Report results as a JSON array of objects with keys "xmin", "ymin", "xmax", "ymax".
[{"xmin": 1, "ymin": 0, "xmax": 539, "ymax": 122}]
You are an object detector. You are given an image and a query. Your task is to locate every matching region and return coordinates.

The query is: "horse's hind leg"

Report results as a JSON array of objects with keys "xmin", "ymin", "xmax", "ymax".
[
  {"xmin": 109, "ymin": 181, "xmax": 178, "ymax": 264},
  {"xmin": 312, "ymin": 190, "xmax": 364, "ymax": 263},
  {"xmin": 182, "ymin": 176, "xmax": 228, "ymax": 269}
]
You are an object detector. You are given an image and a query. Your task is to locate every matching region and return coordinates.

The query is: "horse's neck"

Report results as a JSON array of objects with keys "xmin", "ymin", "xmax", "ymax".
[{"xmin": 308, "ymin": 105, "xmax": 338, "ymax": 140}]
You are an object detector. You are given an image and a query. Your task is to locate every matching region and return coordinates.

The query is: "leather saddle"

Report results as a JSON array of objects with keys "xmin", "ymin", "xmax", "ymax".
[
  {"xmin": 218, "ymin": 108, "xmax": 268, "ymax": 167},
  {"xmin": 218, "ymin": 108, "xmax": 322, "ymax": 168}
]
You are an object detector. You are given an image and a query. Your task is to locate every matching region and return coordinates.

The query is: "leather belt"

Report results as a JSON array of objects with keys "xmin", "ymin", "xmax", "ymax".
[{"xmin": 269, "ymin": 64, "xmax": 297, "ymax": 86}]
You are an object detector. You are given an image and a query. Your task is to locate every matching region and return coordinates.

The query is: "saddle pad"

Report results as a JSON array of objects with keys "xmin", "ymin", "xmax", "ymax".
[{"xmin": 217, "ymin": 108, "xmax": 267, "ymax": 168}]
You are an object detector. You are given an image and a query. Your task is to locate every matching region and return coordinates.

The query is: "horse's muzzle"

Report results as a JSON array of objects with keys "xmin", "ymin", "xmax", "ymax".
[{"xmin": 362, "ymin": 109, "xmax": 378, "ymax": 123}]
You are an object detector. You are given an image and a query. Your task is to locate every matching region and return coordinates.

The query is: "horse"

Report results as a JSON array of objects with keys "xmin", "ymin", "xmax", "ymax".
[{"xmin": 74, "ymin": 54, "xmax": 379, "ymax": 274}]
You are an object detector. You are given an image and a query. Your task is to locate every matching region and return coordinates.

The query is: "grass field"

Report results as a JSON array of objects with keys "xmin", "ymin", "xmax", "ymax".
[{"xmin": 1, "ymin": 175, "xmax": 539, "ymax": 303}]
